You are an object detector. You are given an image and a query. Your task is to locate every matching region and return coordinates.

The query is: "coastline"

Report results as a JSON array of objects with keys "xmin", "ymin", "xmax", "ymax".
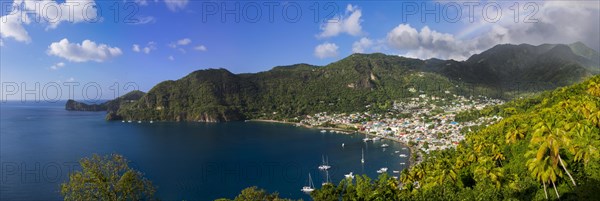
[{"xmin": 248, "ymin": 119, "xmax": 418, "ymax": 169}]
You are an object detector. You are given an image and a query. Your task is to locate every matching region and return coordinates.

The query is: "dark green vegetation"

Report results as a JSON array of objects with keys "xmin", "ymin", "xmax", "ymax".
[
  {"xmin": 215, "ymin": 186, "xmax": 299, "ymax": 201},
  {"xmin": 222, "ymin": 75, "xmax": 600, "ymax": 200},
  {"xmin": 65, "ymin": 90, "xmax": 145, "ymax": 118},
  {"xmin": 60, "ymin": 154, "xmax": 157, "ymax": 201},
  {"xmin": 112, "ymin": 43, "xmax": 599, "ymax": 122}
]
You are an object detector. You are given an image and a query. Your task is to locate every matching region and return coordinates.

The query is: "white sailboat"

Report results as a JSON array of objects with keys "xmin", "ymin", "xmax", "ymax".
[
  {"xmin": 344, "ymin": 172, "xmax": 354, "ymax": 179},
  {"xmin": 322, "ymin": 170, "xmax": 332, "ymax": 186},
  {"xmin": 318, "ymin": 155, "xmax": 331, "ymax": 170},
  {"xmin": 361, "ymin": 148, "xmax": 365, "ymax": 164},
  {"xmin": 301, "ymin": 173, "xmax": 315, "ymax": 193}
]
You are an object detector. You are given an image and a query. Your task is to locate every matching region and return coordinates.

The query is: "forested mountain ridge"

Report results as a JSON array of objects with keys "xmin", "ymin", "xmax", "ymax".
[{"xmin": 108, "ymin": 42, "xmax": 598, "ymax": 122}]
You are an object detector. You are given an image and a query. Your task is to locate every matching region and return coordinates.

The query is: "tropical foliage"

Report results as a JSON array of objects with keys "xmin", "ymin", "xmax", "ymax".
[
  {"xmin": 224, "ymin": 75, "xmax": 600, "ymax": 200},
  {"xmin": 60, "ymin": 154, "xmax": 157, "ymax": 201}
]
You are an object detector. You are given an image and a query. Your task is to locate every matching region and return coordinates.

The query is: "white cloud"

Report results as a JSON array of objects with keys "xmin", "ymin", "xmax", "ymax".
[
  {"xmin": 314, "ymin": 42, "xmax": 339, "ymax": 59},
  {"xmin": 177, "ymin": 38, "xmax": 191, "ymax": 46},
  {"xmin": 168, "ymin": 55, "xmax": 175, "ymax": 61},
  {"xmin": 352, "ymin": 37, "xmax": 374, "ymax": 53},
  {"xmin": 50, "ymin": 62, "xmax": 65, "ymax": 70},
  {"xmin": 66, "ymin": 77, "xmax": 75, "ymax": 82},
  {"xmin": 495, "ymin": 1, "xmax": 600, "ymax": 51},
  {"xmin": 318, "ymin": 4, "xmax": 363, "ymax": 38},
  {"xmin": 134, "ymin": 0, "xmax": 148, "ymax": 6},
  {"xmin": 48, "ymin": 38, "xmax": 123, "ymax": 62},
  {"xmin": 132, "ymin": 44, "xmax": 141, "ymax": 52},
  {"xmin": 15, "ymin": 0, "xmax": 98, "ymax": 29},
  {"xmin": 386, "ymin": 24, "xmax": 510, "ymax": 60},
  {"xmin": 1, "ymin": 0, "xmax": 98, "ymax": 44},
  {"xmin": 0, "ymin": 11, "xmax": 31, "ymax": 43},
  {"xmin": 143, "ymin": 42, "xmax": 157, "ymax": 54},
  {"xmin": 165, "ymin": 0, "xmax": 188, "ymax": 12},
  {"xmin": 169, "ymin": 38, "xmax": 192, "ymax": 48},
  {"xmin": 386, "ymin": 24, "xmax": 420, "ymax": 50},
  {"xmin": 194, "ymin": 45, "xmax": 207, "ymax": 51},
  {"xmin": 133, "ymin": 42, "xmax": 156, "ymax": 54},
  {"xmin": 131, "ymin": 16, "xmax": 156, "ymax": 25},
  {"xmin": 0, "ymin": 39, "xmax": 3, "ymax": 46},
  {"xmin": 383, "ymin": 1, "xmax": 599, "ymax": 60}
]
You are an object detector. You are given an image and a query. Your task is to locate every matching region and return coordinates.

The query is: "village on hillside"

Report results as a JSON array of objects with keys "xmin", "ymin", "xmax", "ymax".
[{"xmin": 297, "ymin": 93, "xmax": 505, "ymax": 163}]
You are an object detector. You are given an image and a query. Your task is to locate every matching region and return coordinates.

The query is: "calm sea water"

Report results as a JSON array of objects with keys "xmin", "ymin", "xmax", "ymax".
[{"xmin": 0, "ymin": 101, "xmax": 409, "ymax": 201}]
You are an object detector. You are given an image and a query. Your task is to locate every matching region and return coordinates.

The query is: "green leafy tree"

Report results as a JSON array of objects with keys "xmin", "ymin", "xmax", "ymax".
[
  {"xmin": 224, "ymin": 186, "xmax": 295, "ymax": 201},
  {"xmin": 531, "ymin": 114, "xmax": 577, "ymax": 186},
  {"xmin": 60, "ymin": 154, "xmax": 156, "ymax": 201}
]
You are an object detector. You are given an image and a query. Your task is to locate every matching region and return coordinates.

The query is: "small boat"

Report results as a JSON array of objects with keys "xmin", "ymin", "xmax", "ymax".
[
  {"xmin": 399, "ymin": 154, "xmax": 408, "ymax": 158},
  {"xmin": 320, "ymin": 130, "xmax": 327, "ymax": 133},
  {"xmin": 137, "ymin": 121, "xmax": 142, "ymax": 123},
  {"xmin": 393, "ymin": 176, "xmax": 398, "ymax": 179},
  {"xmin": 127, "ymin": 120, "xmax": 132, "ymax": 123},
  {"xmin": 329, "ymin": 130, "xmax": 334, "ymax": 133},
  {"xmin": 363, "ymin": 137, "xmax": 371, "ymax": 142},
  {"xmin": 341, "ymin": 143, "xmax": 345, "ymax": 148},
  {"xmin": 361, "ymin": 149, "xmax": 365, "ymax": 164},
  {"xmin": 400, "ymin": 162, "xmax": 406, "ymax": 165},
  {"xmin": 150, "ymin": 120, "xmax": 154, "ymax": 123},
  {"xmin": 344, "ymin": 172, "xmax": 354, "ymax": 179},
  {"xmin": 377, "ymin": 167, "xmax": 388, "ymax": 174},
  {"xmin": 301, "ymin": 173, "xmax": 315, "ymax": 193},
  {"xmin": 121, "ymin": 120, "xmax": 125, "ymax": 123},
  {"xmin": 372, "ymin": 137, "xmax": 381, "ymax": 141},
  {"xmin": 394, "ymin": 151, "xmax": 400, "ymax": 153},
  {"xmin": 402, "ymin": 147, "xmax": 408, "ymax": 150},
  {"xmin": 393, "ymin": 170, "xmax": 400, "ymax": 174},
  {"xmin": 318, "ymin": 155, "xmax": 331, "ymax": 170},
  {"xmin": 381, "ymin": 144, "xmax": 389, "ymax": 148}
]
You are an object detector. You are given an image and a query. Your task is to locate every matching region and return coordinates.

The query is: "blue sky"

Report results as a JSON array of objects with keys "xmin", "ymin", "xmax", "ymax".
[{"xmin": 1, "ymin": 0, "xmax": 599, "ymax": 101}]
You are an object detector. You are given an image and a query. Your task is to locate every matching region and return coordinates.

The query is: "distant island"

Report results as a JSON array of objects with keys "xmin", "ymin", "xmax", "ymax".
[{"xmin": 66, "ymin": 42, "xmax": 599, "ymax": 122}]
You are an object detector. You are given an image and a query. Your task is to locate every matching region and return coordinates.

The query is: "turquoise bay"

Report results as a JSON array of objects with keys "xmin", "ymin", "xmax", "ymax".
[{"xmin": 0, "ymin": 102, "xmax": 409, "ymax": 200}]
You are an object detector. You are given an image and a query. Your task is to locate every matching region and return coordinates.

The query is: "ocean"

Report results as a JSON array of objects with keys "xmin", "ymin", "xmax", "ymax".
[{"xmin": 0, "ymin": 101, "xmax": 409, "ymax": 200}]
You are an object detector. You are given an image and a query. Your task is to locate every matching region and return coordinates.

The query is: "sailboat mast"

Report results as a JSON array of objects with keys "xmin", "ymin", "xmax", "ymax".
[{"xmin": 361, "ymin": 148, "xmax": 365, "ymax": 163}]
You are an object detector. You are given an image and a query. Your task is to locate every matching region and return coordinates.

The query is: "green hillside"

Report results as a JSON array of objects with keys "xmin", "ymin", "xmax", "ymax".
[
  {"xmin": 112, "ymin": 43, "xmax": 599, "ymax": 122},
  {"xmin": 222, "ymin": 75, "xmax": 600, "ymax": 201}
]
